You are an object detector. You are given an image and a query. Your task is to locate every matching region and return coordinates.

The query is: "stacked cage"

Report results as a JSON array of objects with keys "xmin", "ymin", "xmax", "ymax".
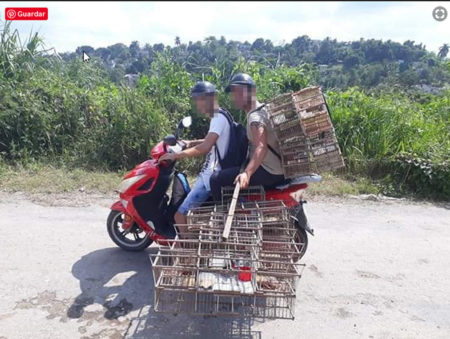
[
  {"xmin": 150, "ymin": 189, "xmax": 305, "ymax": 319},
  {"xmin": 268, "ymin": 93, "xmax": 312, "ymax": 178},
  {"xmin": 266, "ymin": 86, "xmax": 345, "ymax": 178}
]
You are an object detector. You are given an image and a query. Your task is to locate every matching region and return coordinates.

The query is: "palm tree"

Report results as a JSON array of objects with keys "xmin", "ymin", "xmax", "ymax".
[{"xmin": 438, "ymin": 44, "xmax": 449, "ymax": 59}]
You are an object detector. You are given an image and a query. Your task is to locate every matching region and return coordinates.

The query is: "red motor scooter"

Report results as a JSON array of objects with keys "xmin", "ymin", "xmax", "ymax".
[{"xmin": 107, "ymin": 116, "xmax": 319, "ymax": 259}]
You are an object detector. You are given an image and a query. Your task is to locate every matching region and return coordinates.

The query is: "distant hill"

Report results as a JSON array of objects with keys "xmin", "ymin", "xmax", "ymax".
[{"xmin": 61, "ymin": 36, "xmax": 450, "ymax": 90}]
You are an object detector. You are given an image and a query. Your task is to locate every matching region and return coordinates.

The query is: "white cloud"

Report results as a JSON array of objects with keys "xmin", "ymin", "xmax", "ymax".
[{"xmin": 3, "ymin": 1, "xmax": 449, "ymax": 53}]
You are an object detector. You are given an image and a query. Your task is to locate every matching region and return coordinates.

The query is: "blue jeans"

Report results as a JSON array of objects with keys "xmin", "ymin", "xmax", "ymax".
[{"xmin": 177, "ymin": 176, "xmax": 211, "ymax": 215}]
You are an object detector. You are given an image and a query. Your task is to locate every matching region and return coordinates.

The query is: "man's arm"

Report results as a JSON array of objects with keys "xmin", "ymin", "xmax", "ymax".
[
  {"xmin": 183, "ymin": 139, "xmax": 205, "ymax": 148},
  {"xmin": 177, "ymin": 133, "xmax": 217, "ymax": 159},
  {"xmin": 245, "ymin": 123, "xmax": 268, "ymax": 176},
  {"xmin": 158, "ymin": 133, "xmax": 218, "ymax": 163},
  {"xmin": 234, "ymin": 122, "xmax": 268, "ymax": 188}
]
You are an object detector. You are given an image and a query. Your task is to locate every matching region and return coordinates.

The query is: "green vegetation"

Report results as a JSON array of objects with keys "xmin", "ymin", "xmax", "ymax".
[
  {"xmin": 70, "ymin": 36, "xmax": 450, "ymax": 90},
  {"xmin": 0, "ymin": 162, "xmax": 122, "ymax": 193},
  {"xmin": 0, "ymin": 164, "xmax": 380, "ymax": 197},
  {"xmin": 328, "ymin": 88, "xmax": 450, "ymax": 199},
  {"xmin": 306, "ymin": 173, "xmax": 380, "ymax": 197},
  {"xmin": 1, "ymin": 22, "xmax": 449, "ymax": 199}
]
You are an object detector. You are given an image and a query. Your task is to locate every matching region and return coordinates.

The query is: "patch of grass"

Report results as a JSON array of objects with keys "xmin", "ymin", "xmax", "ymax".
[
  {"xmin": 307, "ymin": 173, "xmax": 380, "ymax": 197},
  {"xmin": 327, "ymin": 88, "xmax": 450, "ymax": 200},
  {"xmin": 0, "ymin": 162, "xmax": 123, "ymax": 194},
  {"xmin": 0, "ymin": 161, "xmax": 388, "ymax": 198}
]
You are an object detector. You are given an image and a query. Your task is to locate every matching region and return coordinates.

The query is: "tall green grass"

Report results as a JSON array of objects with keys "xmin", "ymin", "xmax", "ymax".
[
  {"xmin": 1, "ymin": 22, "xmax": 449, "ymax": 199},
  {"xmin": 327, "ymin": 88, "xmax": 450, "ymax": 199}
]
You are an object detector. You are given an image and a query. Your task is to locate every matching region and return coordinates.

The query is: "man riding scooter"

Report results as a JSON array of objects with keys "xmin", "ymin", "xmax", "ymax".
[
  {"xmin": 210, "ymin": 73, "xmax": 286, "ymax": 201},
  {"xmin": 108, "ymin": 77, "xmax": 315, "ymax": 258},
  {"xmin": 158, "ymin": 81, "xmax": 231, "ymax": 230}
]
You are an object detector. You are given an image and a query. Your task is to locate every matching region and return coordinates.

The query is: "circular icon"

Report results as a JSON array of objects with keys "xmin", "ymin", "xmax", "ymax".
[
  {"xmin": 6, "ymin": 9, "xmax": 17, "ymax": 19},
  {"xmin": 433, "ymin": 6, "xmax": 447, "ymax": 21}
]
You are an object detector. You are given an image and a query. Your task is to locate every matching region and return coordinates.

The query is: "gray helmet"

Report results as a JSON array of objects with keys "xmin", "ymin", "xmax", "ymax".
[
  {"xmin": 191, "ymin": 81, "xmax": 216, "ymax": 97},
  {"xmin": 225, "ymin": 73, "xmax": 255, "ymax": 92}
]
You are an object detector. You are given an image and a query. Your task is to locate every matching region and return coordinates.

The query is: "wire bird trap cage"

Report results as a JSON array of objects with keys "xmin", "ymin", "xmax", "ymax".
[
  {"xmin": 266, "ymin": 86, "xmax": 345, "ymax": 178},
  {"xmin": 150, "ymin": 193, "xmax": 305, "ymax": 320}
]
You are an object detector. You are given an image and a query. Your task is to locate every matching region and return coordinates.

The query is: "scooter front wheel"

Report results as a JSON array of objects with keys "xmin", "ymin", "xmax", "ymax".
[{"xmin": 107, "ymin": 210, "xmax": 153, "ymax": 251}]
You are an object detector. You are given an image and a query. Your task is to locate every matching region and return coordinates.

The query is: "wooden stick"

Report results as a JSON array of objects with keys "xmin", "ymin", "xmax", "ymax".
[{"xmin": 222, "ymin": 181, "xmax": 240, "ymax": 240}]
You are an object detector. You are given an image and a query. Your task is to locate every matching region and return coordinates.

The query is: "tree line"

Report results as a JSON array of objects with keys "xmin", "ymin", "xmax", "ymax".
[{"xmin": 65, "ymin": 36, "xmax": 450, "ymax": 90}]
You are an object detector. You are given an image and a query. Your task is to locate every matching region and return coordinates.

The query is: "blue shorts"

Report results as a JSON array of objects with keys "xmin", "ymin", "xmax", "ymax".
[{"xmin": 177, "ymin": 176, "xmax": 211, "ymax": 215}]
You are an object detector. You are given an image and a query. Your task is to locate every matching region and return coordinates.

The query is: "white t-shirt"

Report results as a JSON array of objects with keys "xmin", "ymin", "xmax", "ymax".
[{"xmin": 199, "ymin": 111, "xmax": 230, "ymax": 191}]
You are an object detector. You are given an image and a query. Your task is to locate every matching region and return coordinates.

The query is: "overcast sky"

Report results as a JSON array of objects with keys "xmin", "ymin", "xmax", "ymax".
[{"xmin": 3, "ymin": 1, "xmax": 449, "ymax": 54}]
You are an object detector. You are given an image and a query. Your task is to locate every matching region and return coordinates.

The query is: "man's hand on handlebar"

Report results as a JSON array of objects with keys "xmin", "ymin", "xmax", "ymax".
[
  {"xmin": 184, "ymin": 139, "xmax": 205, "ymax": 148},
  {"xmin": 158, "ymin": 152, "xmax": 178, "ymax": 164},
  {"xmin": 179, "ymin": 140, "xmax": 189, "ymax": 149}
]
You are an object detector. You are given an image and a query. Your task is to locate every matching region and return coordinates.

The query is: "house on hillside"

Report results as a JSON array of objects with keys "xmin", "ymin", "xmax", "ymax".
[{"xmin": 124, "ymin": 74, "xmax": 139, "ymax": 88}]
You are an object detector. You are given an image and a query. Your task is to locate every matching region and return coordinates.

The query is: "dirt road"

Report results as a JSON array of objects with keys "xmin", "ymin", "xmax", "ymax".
[{"xmin": 0, "ymin": 192, "xmax": 449, "ymax": 339}]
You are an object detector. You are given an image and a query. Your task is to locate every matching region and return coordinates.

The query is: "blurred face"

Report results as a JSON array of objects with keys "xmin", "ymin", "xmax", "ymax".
[
  {"xmin": 230, "ymin": 85, "xmax": 256, "ymax": 110},
  {"xmin": 193, "ymin": 96, "xmax": 207, "ymax": 115},
  {"xmin": 230, "ymin": 84, "xmax": 247, "ymax": 109},
  {"xmin": 192, "ymin": 94, "xmax": 216, "ymax": 117}
]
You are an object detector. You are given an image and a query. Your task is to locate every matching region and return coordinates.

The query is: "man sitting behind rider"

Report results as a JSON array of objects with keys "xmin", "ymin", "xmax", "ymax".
[
  {"xmin": 158, "ymin": 81, "xmax": 230, "ymax": 228},
  {"xmin": 210, "ymin": 73, "xmax": 285, "ymax": 201}
]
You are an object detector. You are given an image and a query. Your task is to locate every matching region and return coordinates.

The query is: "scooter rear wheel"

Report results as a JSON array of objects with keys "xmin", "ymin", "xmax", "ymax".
[{"xmin": 107, "ymin": 210, "xmax": 153, "ymax": 251}]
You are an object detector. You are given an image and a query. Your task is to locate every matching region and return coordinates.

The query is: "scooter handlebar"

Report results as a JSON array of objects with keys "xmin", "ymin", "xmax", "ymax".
[{"xmin": 158, "ymin": 140, "xmax": 186, "ymax": 167}]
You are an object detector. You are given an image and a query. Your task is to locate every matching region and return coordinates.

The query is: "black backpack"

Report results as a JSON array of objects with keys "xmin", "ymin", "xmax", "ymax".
[{"xmin": 215, "ymin": 109, "xmax": 249, "ymax": 169}]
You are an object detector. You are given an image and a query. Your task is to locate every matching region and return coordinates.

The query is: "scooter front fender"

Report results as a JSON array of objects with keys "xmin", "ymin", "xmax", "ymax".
[{"xmin": 110, "ymin": 200, "xmax": 127, "ymax": 213}]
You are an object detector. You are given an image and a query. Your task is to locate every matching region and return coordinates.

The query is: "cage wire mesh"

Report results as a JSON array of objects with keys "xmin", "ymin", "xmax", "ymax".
[
  {"xmin": 265, "ymin": 86, "xmax": 345, "ymax": 178},
  {"xmin": 150, "ymin": 195, "xmax": 305, "ymax": 320}
]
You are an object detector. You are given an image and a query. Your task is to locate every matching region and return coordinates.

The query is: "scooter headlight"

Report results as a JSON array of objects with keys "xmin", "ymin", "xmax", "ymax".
[{"xmin": 118, "ymin": 175, "xmax": 146, "ymax": 194}]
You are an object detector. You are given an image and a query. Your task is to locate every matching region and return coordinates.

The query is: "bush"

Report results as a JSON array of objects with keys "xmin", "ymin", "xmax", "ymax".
[
  {"xmin": 1, "ymin": 22, "xmax": 449, "ymax": 199},
  {"xmin": 327, "ymin": 88, "xmax": 450, "ymax": 199},
  {"xmin": 0, "ymin": 59, "xmax": 172, "ymax": 170}
]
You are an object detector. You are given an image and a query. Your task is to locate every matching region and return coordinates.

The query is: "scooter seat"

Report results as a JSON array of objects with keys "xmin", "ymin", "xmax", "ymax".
[{"xmin": 275, "ymin": 174, "xmax": 322, "ymax": 190}]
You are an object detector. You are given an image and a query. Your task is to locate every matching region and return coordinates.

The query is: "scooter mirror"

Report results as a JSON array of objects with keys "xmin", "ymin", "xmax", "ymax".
[
  {"xmin": 163, "ymin": 134, "xmax": 177, "ymax": 146},
  {"xmin": 181, "ymin": 116, "xmax": 192, "ymax": 128}
]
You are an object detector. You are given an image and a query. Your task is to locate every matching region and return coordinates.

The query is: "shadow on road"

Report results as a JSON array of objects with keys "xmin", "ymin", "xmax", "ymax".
[{"xmin": 68, "ymin": 247, "xmax": 261, "ymax": 339}]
